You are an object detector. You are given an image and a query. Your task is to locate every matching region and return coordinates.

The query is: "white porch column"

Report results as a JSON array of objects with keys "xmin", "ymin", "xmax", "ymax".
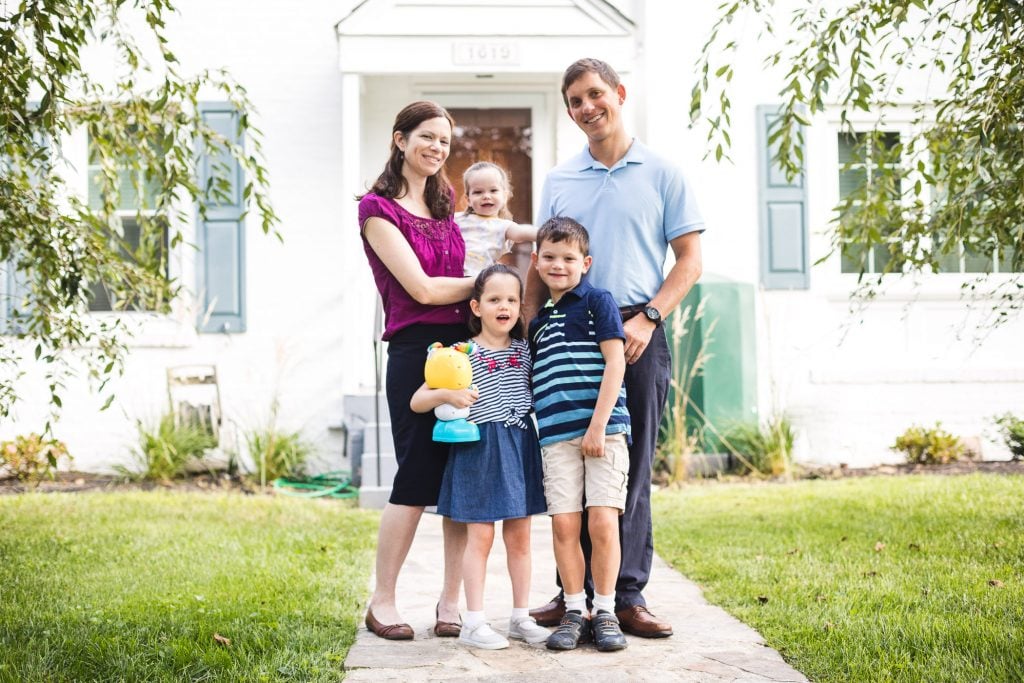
[{"xmin": 339, "ymin": 72, "xmax": 377, "ymax": 393}]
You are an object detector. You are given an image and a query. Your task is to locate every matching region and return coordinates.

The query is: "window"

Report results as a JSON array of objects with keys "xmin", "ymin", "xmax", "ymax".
[
  {"xmin": 86, "ymin": 134, "xmax": 169, "ymax": 312},
  {"xmin": 838, "ymin": 129, "xmax": 1020, "ymax": 275},
  {"xmin": 837, "ymin": 131, "xmax": 901, "ymax": 274}
]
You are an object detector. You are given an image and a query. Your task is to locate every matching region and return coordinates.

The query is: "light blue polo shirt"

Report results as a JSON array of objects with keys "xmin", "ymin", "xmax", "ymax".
[{"xmin": 536, "ymin": 140, "xmax": 705, "ymax": 307}]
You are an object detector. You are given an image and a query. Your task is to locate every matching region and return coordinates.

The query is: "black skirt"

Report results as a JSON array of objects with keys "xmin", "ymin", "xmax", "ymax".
[{"xmin": 385, "ymin": 323, "xmax": 469, "ymax": 506}]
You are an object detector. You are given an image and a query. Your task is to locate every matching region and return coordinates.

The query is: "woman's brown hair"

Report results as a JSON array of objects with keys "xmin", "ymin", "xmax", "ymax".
[{"xmin": 359, "ymin": 101, "xmax": 456, "ymax": 219}]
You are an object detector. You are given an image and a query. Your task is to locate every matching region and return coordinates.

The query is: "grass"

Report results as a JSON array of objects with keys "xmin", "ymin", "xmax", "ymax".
[
  {"xmin": 653, "ymin": 474, "xmax": 1024, "ymax": 682},
  {"xmin": 0, "ymin": 491, "xmax": 378, "ymax": 682}
]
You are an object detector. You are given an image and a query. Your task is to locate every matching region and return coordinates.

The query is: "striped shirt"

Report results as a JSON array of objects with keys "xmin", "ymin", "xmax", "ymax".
[
  {"xmin": 529, "ymin": 280, "xmax": 630, "ymax": 447},
  {"xmin": 466, "ymin": 338, "xmax": 533, "ymax": 428}
]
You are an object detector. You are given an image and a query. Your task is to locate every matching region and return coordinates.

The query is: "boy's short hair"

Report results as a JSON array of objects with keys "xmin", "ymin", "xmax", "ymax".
[
  {"xmin": 561, "ymin": 58, "xmax": 621, "ymax": 107},
  {"xmin": 537, "ymin": 216, "xmax": 590, "ymax": 256}
]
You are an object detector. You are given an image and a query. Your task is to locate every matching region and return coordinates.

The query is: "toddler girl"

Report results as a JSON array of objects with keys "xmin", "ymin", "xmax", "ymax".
[
  {"xmin": 456, "ymin": 162, "xmax": 537, "ymax": 277},
  {"xmin": 410, "ymin": 264, "xmax": 548, "ymax": 649}
]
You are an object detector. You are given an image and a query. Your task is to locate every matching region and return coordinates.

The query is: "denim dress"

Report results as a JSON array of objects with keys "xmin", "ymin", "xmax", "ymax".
[{"xmin": 436, "ymin": 339, "xmax": 547, "ymax": 523}]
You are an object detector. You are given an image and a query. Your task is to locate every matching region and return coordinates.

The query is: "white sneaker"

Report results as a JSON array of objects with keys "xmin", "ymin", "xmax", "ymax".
[
  {"xmin": 508, "ymin": 615, "xmax": 551, "ymax": 644},
  {"xmin": 458, "ymin": 622, "xmax": 510, "ymax": 650}
]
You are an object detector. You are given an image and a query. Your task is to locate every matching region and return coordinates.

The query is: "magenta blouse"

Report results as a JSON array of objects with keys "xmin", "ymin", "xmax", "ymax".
[{"xmin": 358, "ymin": 193, "xmax": 468, "ymax": 340}]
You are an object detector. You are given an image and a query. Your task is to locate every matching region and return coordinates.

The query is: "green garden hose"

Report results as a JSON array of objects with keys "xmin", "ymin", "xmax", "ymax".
[{"xmin": 272, "ymin": 471, "xmax": 358, "ymax": 499}]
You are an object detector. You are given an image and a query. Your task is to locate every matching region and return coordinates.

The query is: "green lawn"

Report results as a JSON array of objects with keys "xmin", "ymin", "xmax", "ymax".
[
  {"xmin": 0, "ymin": 491, "xmax": 378, "ymax": 682},
  {"xmin": 653, "ymin": 474, "xmax": 1024, "ymax": 682}
]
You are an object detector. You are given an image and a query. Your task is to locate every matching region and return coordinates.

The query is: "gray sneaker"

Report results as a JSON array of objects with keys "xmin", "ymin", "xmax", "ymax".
[
  {"xmin": 508, "ymin": 615, "xmax": 550, "ymax": 644},
  {"xmin": 545, "ymin": 611, "xmax": 592, "ymax": 651},
  {"xmin": 458, "ymin": 622, "xmax": 510, "ymax": 650},
  {"xmin": 591, "ymin": 610, "xmax": 628, "ymax": 652}
]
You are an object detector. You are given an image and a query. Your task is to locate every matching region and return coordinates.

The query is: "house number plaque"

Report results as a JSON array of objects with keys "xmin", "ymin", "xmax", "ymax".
[{"xmin": 452, "ymin": 41, "xmax": 520, "ymax": 66}]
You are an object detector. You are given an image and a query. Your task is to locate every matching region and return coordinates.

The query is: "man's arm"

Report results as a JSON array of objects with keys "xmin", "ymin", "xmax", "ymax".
[
  {"xmin": 622, "ymin": 231, "xmax": 703, "ymax": 365},
  {"xmin": 522, "ymin": 262, "xmax": 549, "ymax": 325}
]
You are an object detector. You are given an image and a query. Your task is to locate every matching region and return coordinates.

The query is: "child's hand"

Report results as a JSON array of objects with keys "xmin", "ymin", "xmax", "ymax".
[
  {"xmin": 445, "ymin": 387, "xmax": 479, "ymax": 409},
  {"xmin": 581, "ymin": 425, "xmax": 606, "ymax": 457}
]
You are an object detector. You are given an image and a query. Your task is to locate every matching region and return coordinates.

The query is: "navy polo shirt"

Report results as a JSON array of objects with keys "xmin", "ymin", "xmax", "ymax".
[{"xmin": 529, "ymin": 279, "xmax": 631, "ymax": 447}]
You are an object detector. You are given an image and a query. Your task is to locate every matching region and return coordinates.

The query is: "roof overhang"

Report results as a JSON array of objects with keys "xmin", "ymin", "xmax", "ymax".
[{"xmin": 335, "ymin": 0, "xmax": 635, "ymax": 74}]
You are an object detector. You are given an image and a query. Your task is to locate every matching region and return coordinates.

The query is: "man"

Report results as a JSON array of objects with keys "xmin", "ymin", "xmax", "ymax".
[{"xmin": 528, "ymin": 58, "xmax": 704, "ymax": 638}]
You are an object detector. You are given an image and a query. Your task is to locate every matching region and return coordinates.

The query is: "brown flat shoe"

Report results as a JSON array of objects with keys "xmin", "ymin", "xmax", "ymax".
[
  {"xmin": 615, "ymin": 605, "xmax": 673, "ymax": 638},
  {"xmin": 433, "ymin": 603, "xmax": 461, "ymax": 637},
  {"xmin": 365, "ymin": 607, "xmax": 414, "ymax": 640},
  {"xmin": 529, "ymin": 594, "xmax": 566, "ymax": 627}
]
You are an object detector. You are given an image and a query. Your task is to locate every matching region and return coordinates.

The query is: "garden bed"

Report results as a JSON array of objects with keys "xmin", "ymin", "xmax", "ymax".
[{"xmin": 0, "ymin": 470, "xmax": 259, "ymax": 495}]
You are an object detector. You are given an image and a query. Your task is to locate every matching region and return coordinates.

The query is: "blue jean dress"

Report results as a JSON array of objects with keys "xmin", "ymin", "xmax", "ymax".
[{"xmin": 437, "ymin": 420, "xmax": 546, "ymax": 523}]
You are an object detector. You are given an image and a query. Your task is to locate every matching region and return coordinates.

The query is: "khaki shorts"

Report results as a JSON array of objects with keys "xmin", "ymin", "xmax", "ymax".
[{"xmin": 541, "ymin": 433, "xmax": 629, "ymax": 514}]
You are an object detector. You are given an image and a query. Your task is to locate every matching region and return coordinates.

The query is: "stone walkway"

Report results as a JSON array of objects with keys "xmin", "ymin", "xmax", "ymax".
[{"xmin": 344, "ymin": 513, "xmax": 807, "ymax": 682}]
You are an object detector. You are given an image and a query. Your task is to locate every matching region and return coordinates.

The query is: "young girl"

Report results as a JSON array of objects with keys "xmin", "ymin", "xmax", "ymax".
[
  {"xmin": 410, "ymin": 264, "xmax": 549, "ymax": 650},
  {"xmin": 456, "ymin": 162, "xmax": 537, "ymax": 277}
]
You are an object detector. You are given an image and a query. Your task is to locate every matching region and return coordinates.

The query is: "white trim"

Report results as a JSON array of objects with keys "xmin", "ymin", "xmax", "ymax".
[
  {"xmin": 69, "ymin": 124, "xmax": 198, "ymax": 347},
  {"xmin": 809, "ymin": 109, "xmax": 1021, "ymax": 303}
]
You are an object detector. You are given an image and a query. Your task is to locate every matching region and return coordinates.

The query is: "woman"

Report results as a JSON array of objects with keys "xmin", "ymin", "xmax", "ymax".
[{"xmin": 358, "ymin": 101, "xmax": 474, "ymax": 640}]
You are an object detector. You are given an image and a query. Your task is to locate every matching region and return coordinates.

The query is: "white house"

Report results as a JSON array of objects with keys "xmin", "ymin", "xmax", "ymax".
[{"xmin": 2, "ymin": 0, "xmax": 1020, "ymax": 484}]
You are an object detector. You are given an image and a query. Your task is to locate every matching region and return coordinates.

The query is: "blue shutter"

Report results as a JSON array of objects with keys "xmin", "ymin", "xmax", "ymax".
[
  {"xmin": 1, "ymin": 261, "xmax": 30, "ymax": 334},
  {"xmin": 757, "ymin": 105, "xmax": 809, "ymax": 289},
  {"xmin": 2, "ymin": 120, "xmax": 42, "ymax": 333},
  {"xmin": 197, "ymin": 103, "xmax": 246, "ymax": 333}
]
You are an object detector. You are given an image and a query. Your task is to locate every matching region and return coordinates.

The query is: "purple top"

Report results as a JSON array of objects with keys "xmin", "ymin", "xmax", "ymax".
[{"xmin": 358, "ymin": 193, "xmax": 468, "ymax": 340}]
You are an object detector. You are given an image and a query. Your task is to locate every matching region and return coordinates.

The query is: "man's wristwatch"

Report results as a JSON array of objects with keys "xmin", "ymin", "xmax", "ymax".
[{"xmin": 643, "ymin": 305, "xmax": 662, "ymax": 326}]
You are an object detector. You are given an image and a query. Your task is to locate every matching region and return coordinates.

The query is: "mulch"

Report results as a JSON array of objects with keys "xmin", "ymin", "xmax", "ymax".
[
  {"xmin": 802, "ymin": 459, "xmax": 1024, "ymax": 479},
  {"xmin": 0, "ymin": 471, "xmax": 260, "ymax": 495},
  {"xmin": 4, "ymin": 459, "xmax": 1022, "ymax": 495}
]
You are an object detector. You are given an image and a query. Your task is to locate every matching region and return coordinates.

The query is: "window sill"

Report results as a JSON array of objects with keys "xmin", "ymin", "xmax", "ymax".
[
  {"xmin": 811, "ymin": 366, "xmax": 1024, "ymax": 385},
  {"xmin": 822, "ymin": 272, "xmax": 1021, "ymax": 303},
  {"xmin": 88, "ymin": 312, "xmax": 199, "ymax": 349}
]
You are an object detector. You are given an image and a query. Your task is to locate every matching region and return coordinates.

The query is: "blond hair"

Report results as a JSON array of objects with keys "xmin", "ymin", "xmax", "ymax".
[{"xmin": 462, "ymin": 161, "xmax": 514, "ymax": 220}]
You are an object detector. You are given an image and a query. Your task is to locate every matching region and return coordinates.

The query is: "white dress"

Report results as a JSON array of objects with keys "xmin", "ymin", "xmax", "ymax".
[{"xmin": 456, "ymin": 212, "xmax": 516, "ymax": 277}]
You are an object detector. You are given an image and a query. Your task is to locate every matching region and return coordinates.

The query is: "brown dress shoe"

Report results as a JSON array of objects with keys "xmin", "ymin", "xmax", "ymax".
[
  {"xmin": 365, "ymin": 607, "xmax": 414, "ymax": 640},
  {"xmin": 615, "ymin": 605, "xmax": 673, "ymax": 638},
  {"xmin": 433, "ymin": 603, "xmax": 461, "ymax": 637},
  {"xmin": 529, "ymin": 594, "xmax": 566, "ymax": 627}
]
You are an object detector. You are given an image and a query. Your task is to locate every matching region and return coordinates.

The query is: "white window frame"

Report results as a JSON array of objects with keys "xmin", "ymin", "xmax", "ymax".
[
  {"xmin": 811, "ymin": 107, "xmax": 1021, "ymax": 302},
  {"xmin": 67, "ymin": 126, "xmax": 197, "ymax": 347}
]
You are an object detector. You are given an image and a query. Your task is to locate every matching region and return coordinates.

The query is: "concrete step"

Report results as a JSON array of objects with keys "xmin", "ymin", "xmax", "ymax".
[
  {"xmin": 359, "ymin": 451, "xmax": 398, "ymax": 489},
  {"xmin": 362, "ymin": 422, "xmax": 394, "ymax": 455}
]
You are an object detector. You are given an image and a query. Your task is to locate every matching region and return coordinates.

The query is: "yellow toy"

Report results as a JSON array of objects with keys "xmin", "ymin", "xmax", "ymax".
[{"xmin": 424, "ymin": 341, "xmax": 480, "ymax": 443}]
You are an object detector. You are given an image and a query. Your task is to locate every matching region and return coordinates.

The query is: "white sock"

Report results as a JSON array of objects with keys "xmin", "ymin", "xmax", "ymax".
[
  {"xmin": 565, "ymin": 591, "xmax": 588, "ymax": 617},
  {"xmin": 464, "ymin": 610, "xmax": 486, "ymax": 628},
  {"xmin": 510, "ymin": 607, "xmax": 529, "ymax": 620},
  {"xmin": 592, "ymin": 592, "xmax": 615, "ymax": 615}
]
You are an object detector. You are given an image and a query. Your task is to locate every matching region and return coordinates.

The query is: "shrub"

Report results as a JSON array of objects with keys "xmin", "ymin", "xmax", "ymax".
[
  {"xmin": 722, "ymin": 415, "xmax": 794, "ymax": 477},
  {"xmin": 125, "ymin": 413, "xmax": 217, "ymax": 480},
  {"xmin": 246, "ymin": 428, "xmax": 314, "ymax": 486},
  {"xmin": 892, "ymin": 423, "xmax": 966, "ymax": 464},
  {"xmin": 992, "ymin": 413, "xmax": 1024, "ymax": 461},
  {"xmin": 0, "ymin": 434, "xmax": 72, "ymax": 485}
]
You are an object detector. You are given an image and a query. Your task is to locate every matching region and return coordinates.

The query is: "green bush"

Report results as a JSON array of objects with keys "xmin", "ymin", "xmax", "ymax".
[
  {"xmin": 0, "ymin": 434, "xmax": 71, "ymax": 485},
  {"xmin": 246, "ymin": 428, "xmax": 315, "ymax": 486},
  {"xmin": 722, "ymin": 415, "xmax": 794, "ymax": 477},
  {"xmin": 891, "ymin": 422, "xmax": 966, "ymax": 464},
  {"xmin": 125, "ymin": 413, "xmax": 217, "ymax": 480},
  {"xmin": 992, "ymin": 413, "xmax": 1024, "ymax": 461}
]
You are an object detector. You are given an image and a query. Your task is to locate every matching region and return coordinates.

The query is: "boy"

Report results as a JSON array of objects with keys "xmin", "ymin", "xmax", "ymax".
[{"xmin": 529, "ymin": 216, "xmax": 630, "ymax": 652}]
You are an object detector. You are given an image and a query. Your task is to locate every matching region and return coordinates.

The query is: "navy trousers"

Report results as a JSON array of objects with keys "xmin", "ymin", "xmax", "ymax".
[{"xmin": 561, "ymin": 323, "xmax": 672, "ymax": 611}]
